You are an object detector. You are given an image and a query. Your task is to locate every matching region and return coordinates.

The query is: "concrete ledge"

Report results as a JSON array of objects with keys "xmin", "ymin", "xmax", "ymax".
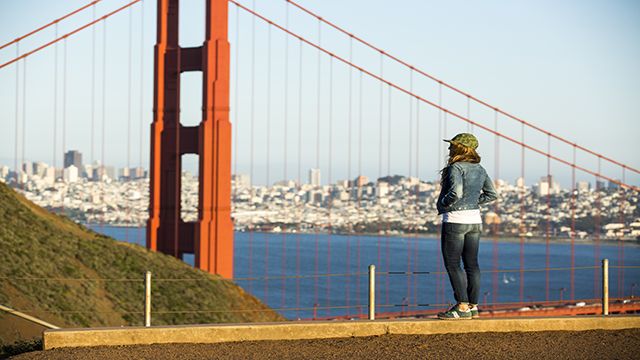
[{"xmin": 43, "ymin": 316, "xmax": 640, "ymax": 350}]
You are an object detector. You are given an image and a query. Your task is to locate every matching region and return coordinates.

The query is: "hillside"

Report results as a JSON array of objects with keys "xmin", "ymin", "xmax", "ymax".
[{"xmin": 0, "ymin": 182, "xmax": 284, "ymax": 344}]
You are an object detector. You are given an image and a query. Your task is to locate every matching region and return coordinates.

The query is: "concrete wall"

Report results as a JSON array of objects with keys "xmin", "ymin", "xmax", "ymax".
[{"xmin": 44, "ymin": 316, "xmax": 640, "ymax": 350}]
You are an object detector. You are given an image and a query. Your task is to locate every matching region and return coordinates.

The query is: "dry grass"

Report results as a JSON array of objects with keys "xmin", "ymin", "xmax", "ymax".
[{"xmin": 0, "ymin": 182, "xmax": 284, "ymax": 346}]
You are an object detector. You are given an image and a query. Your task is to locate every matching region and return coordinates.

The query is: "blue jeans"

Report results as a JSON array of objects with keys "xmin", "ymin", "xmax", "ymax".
[{"xmin": 441, "ymin": 223, "xmax": 481, "ymax": 304}]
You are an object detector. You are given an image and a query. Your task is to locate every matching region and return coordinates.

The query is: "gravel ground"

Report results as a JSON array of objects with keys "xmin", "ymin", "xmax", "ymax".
[{"xmin": 11, "ymin": 329, "xmax": 640, "ymax": 360}]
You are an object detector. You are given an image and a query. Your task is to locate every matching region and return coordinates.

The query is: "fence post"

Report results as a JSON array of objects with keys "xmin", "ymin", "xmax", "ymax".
[
  {"xmin": 602, "ymin": 259, "xmax": 608, "ymax": 316},
  {"xmin": 368, "ymin": 264, "xmax": 375, "ymax": 320},
  {"xmin": 145, "ymin": 271, "xmax": 152, "ymax": 326}
]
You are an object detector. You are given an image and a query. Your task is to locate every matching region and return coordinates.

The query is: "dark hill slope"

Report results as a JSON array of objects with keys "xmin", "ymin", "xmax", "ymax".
[{"xmin": 0, "ymin": 182, "xmax": 283, "ymax": 341}]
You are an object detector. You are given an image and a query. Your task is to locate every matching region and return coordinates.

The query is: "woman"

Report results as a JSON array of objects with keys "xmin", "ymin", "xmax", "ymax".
[{"xmin": 436, "ymin": 133, "xmax": 498, "ymax": 320}]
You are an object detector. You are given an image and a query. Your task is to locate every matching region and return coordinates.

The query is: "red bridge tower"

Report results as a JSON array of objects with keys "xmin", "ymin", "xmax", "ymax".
[{"xmin": 147, "ymin": 0, "xmax": 233, "ymax": 278}]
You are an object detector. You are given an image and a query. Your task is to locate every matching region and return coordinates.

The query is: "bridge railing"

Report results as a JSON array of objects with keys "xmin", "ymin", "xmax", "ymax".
[{"xmin": 2, "ymin": 262, "xmax": 639, "ymax": 328}]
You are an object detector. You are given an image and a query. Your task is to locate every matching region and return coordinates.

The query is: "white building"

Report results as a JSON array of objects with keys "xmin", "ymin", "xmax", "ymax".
[
  {"xmin": 577, "ymin": 181, "xmax": 590, "ymax": 193},
  {"xmin": 406, "ymin": 177, "xmax": 420, "ymax": 186},
  {"xmin": 354, "ymin": 175, "xmax": 369, "ymax": 187},
  {"xmin": 309, "ymin": 168, "xmax": 321, "ymax": 187},
  {"xmin": 83, "ymin": 164, "xmax": 93, "ymax": 179},
  {"xmin": 376, "ymin": 182, "xmax": 389, "ymax": 197},
  {"xmin": 63, "ymin": 165, "xmax": 79, "ymax": 183},
  {"xmin": 131, "ymin": 167, "xmax": 146, "ymax": 179},
  {"xmin": 232, "ymin": 174, "xmax": 250, "ymax": 189},
  {"xmin": 119, "ymin": 167, "xmax": 131, "ymax": 180},
  {"xmin": 22, "ymin": 161, "xmax": 33, "ymax": 176},
  {"xmin": 495, "ymin": 179, "xmax": 508, "ymax": 190},
  {"xmin": 33, "ymin": 162, "xmax": 48, "ymax": 178},
  {"xmin": 0, "ymin": 166, "xmax": 9, "ymax": 180},
  {"xmin": 537, "ymin": 176, "xmax": 561, "ymax": 196},
  {"xmin": 44, "ymin": 167, "xmax": 56, "ymax": 185}
]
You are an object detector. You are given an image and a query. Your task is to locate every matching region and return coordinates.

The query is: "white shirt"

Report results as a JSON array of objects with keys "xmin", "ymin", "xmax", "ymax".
[{"xmin": 441, "ymin": 209, "xmax": 482, "ymax": 224}]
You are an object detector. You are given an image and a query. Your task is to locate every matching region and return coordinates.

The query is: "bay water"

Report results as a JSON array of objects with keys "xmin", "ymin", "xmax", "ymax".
[{"xmin": 90, "ymin": 226, "xmax": 640, "ymax": 319}]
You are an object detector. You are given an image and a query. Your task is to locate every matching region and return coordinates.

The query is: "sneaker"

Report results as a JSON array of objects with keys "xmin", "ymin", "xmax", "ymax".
[
  {"xmin": 437, "ymin": 304, "xmax": 472, "ymax": 320},
  {"xmin": 469, "ymin": 304, "xmax": 479, "ymax": 319}
]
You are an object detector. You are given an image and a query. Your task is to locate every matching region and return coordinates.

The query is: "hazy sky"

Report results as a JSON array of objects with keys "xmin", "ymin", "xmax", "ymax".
[{"xmin": 0, "ymin": 0, "xmax": 638, "ymax": 187}]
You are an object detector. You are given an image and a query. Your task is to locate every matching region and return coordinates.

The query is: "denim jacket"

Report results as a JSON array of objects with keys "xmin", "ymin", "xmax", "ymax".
[{"xmin": 436, "ymin": 162, "xmax": 498, "ymax": 214}]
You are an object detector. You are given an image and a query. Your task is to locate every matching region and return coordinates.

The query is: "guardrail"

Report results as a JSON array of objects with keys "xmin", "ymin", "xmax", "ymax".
[{"xmin": 2, "ymin": 259, "xmax": 639, "ymax": 327}]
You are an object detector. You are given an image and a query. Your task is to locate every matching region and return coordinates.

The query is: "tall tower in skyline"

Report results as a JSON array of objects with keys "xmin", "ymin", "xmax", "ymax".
[{"xmin": 64, "ymin": 150, "xmax": 83, "ymax": 170}]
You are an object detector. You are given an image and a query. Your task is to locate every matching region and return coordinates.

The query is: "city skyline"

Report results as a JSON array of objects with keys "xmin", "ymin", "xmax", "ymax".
[
  {"xmin": 1, "ymin": 157, "xmax": 627, "ymax": 192},
  {"xmin": 4, "ymin": 161, "xmax": 638, "ymax": 241},
  {"xmin": 0, "ymin": 0, "xmax": 639, "ymax": 189}
]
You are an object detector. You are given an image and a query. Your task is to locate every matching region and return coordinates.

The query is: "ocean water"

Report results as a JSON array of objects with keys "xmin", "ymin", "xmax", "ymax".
[{"xmin": 90, "ymin": 226, "xmax": 640, "ymax": 320}]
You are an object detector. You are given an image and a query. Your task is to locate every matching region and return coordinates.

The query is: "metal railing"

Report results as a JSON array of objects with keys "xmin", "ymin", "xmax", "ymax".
[{"xmin": 2, "ymin": 259, "xmax": 639, "ymax": 327}]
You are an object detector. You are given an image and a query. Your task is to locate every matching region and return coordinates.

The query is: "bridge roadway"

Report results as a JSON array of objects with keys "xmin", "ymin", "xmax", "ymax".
[
  {"xmin": 43, "ymin": 315, "xmax": 640, "ymax": 350},
  {"xmin": 316, "ymin": 298, "xmax": 640, "ymax": 321}
]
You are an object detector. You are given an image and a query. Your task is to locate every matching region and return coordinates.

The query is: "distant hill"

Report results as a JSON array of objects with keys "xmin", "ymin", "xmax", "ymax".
[{"xmin": 0, "ymin": 182, "xmax": 284, "ymax": 344}]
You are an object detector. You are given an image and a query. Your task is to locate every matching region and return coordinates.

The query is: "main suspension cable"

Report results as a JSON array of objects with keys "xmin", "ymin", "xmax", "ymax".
[
  {"xmin": 0, "ymin": 0, "xmax": 102, "ymax": 51},
  {"xmin": 229, "ymin": 0, "xmax": 639, "ymax": 191},
  {"xmin": 281, "ymin": 0, "xmax": 639, "ymax": 176},
  {"xmin": 0, "ymin": 0, "xmax": 142, "ymax": 70}
]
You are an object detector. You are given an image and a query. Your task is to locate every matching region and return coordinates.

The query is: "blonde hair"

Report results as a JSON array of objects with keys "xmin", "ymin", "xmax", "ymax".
[
  {"xmin": 440, "ymin": 142, "xmax": 481, "ymax": 182},
  {"xmin": 447, "ymin": 142, "xmax": 481, "ymax": 165}
]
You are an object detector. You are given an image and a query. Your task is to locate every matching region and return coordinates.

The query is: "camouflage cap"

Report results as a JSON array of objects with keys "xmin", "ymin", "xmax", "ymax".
[{"xmin": 443, "ymin": 133, "xmax": 479, "ymax": 149}]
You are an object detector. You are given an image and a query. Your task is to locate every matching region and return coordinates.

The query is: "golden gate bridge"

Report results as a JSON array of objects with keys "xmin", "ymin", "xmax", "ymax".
[{"xmin": 1, "ymin": 0, "xmax": 639, "ymax": 319}]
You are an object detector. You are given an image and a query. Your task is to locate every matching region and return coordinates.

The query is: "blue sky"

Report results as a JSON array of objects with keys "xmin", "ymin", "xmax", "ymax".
[{"xmin": 0, "ymin": 0, "xmax": 638, "ymax": 187}]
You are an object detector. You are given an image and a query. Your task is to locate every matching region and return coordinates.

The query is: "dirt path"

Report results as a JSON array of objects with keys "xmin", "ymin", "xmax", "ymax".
[{"xmin": 11, "ymin": 329, "xmax": 639, "ymax": 360}]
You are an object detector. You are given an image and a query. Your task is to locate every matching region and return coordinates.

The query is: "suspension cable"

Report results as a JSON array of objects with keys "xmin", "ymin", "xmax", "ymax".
[
  {"xmin": 0, "ymin": 0, "xmax": 102, "ymax": 51},
  {"xmin": 100, "ymin": 18, "xmax": 107, "ymax": 226},
  {"xmin": 233, "ymin": 2, "xmax": 239, "ymax": 203},
  {"xmin": 326, "ymin": 55, "xmax": 334, "ymax": 317},
  {"xmin": 0, "ymin": 0, "xmax": 142, "ymax": 70},
  {"xmin": 125, "ymin": 5, "xmax": 133, "ymax": 240},
  {"xmin": 407, "ymin": 68, "xmax": 413, "ymax": 306},
  {"xmin": 356, "ymin": 69, "xmax": 363, "ymax": 315},
  {"xmin": 519, "ymin": 122, "xmax": 525, "ymax": 304},
  {"xmin": 13, "ymin": 44, "xmax": 20, "ymax": 183},
  {"xmin": 571, "ymin": 145, "xmax": 577, "ymax": 300},
  {"xmin": 137, "ymin": 0, "xmax": 145, "ymax": 244},
  {"xmin": 296, "ymin": 37, "xmax": 303, "ymax": 319},
  {"xmin": 264, "ymin": 23, "xmax": 271, "ymax": 302},
  {"xmin": 281, "ymin": 2, "xmax": 290, "ymax": 309},
  {"xmin": 346, "ymin": 35, "xmax": 353, "ymax": 317},
  {"xmin": 313, "ymin": 17, "xmax": 321, "ymax": 314},
  {"xmin": 248, "ymin": 0, "xmax": 256, "ymax": 295},
  {"xmin": 229, "ymin": 0, "xmax": 640, "ymax": 192},
  {"xmin": 20, "ymin": 58, "xmax": 28, "ymax": 189},
  {"xmin": 413, "ymin": 96, "xmax": 420, "ymax": 307},
  {"xmin": 594, "ymin": 157, "xmax": 602, "ymax": 298},
  {"xmin": 53, "ymin": 26, "xmax": 59, "ymax": 177},
  {"xmin": 91, "ymin": 4, "xmax": 97, "ymax": 168},
  {"xmin": 436, "ymin": 82, "xmax": 443, "ymax": 307},
  {"xmin": 492, "ymin": 110, "xmax": 500, "ymax": 304},
  {"xmin": 619, "ymin": 167, "xmax": 626, "ymax": 298},
  {"xmin": 385, "ymin": 83, "xmax": 391, "ymax": 306},
  {"xmin": 281, "ymin": 0, "xmax": 640, "ymax": 176},
  {"xmin": 62, "ymin": 38, "xmax": 68, "ymax": 186},
  {"xmin": 545, "ymin": 134, "xmax": 551, "ymax": 302},
  {"xmin": 466, "ymin": 95, "xmax": 472, "ymax": 132},
  {"xmin": 376, "ymin": 51, "xmax": 383, "ymax": 307}
]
